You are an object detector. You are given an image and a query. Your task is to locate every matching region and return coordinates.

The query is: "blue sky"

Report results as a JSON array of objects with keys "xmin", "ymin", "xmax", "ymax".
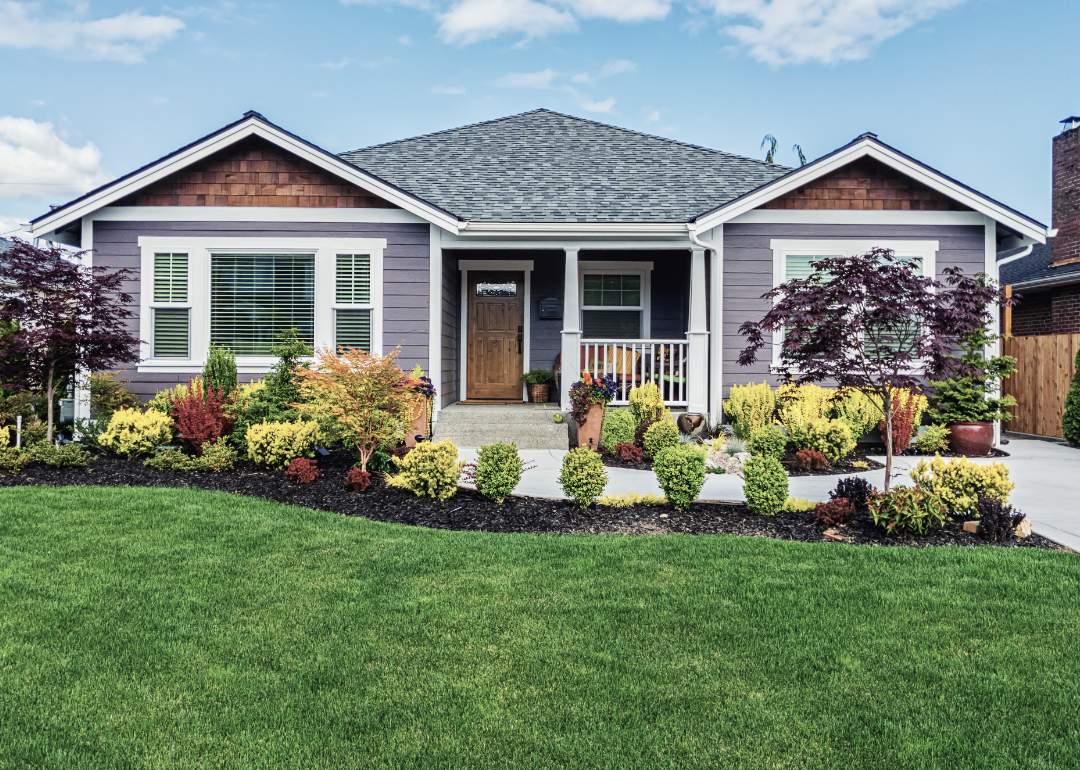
[{"xmin": 1, "ymin": 0, "xmax": 1077, "ymax": 238}]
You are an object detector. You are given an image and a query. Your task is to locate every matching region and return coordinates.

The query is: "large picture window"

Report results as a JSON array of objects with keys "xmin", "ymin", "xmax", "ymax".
[{"xmin": 581, "ymin": 272, "xmax": 645, "ymax": 339}]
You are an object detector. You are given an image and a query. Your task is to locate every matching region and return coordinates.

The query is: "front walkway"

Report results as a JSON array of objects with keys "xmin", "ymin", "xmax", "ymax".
[{"xmin": 458, "ymin": 435, "xmax": 1080, "ymax": 551}]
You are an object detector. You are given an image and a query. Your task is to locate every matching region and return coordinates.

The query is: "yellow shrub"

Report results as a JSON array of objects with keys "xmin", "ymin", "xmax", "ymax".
[
  {"xmin": 148, "ymin": 381, "xmax": 191, "ymax": 414},
  {"xmin": 910, "ymin": 454, "xmax": 1015, "ymax": 517},
  {"xmin": 832, "ymin": 388, "xmax": 880, "ymax": 440},
  {"xmin": 629, "ymin": 383, "xmax": 667, "ymax": 425},
  {"xmin": 0, "ymin": 425, "xmax": 10, "ymax": 448},
  {"xmin": 725, "ymin": 382, "xmax": 775, "ymax": 439},
  {"xmin": 869, "ymin": 388, "xmax": 929, "ymax": 428},
  {"xmin": 597, "ymin": 492, "xmax": 667, "ymax": 507},
  {"xmin": 99, "ymin": 408, "xmax": 174, "ymax": 457},
  {"xmin": 776, "ymin": 383, "xmax": 833, "ymax": 440},
  {"xmin": 783, "ymin": 497, "xmax": 819, "ymax": 513},
  {"xmin": 246, "ymin": 420, "xmax": 320, "ymax": 468},
  {"xmin": 390, "ymin": 439, "xmax": 463, "ymax": 501}
]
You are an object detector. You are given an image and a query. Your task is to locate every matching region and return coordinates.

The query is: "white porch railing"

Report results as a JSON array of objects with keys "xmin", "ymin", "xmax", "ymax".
[{"xmin": 580, "ymin": 339, "xmax": 689, "ymax": 406}]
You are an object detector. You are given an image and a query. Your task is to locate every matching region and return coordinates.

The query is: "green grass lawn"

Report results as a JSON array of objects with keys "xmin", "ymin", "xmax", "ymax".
[{"xmin": 0, "ymin": 487, "xmax": 1077, "ymax": 769}]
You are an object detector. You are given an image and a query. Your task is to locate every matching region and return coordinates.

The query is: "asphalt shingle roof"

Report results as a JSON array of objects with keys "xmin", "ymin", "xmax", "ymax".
[
  {"xmin": 339, "ymin": 109, "xmax": 790, "ymax": 223},
  {"xmin": 999, "ymin": 237, "xmax": 1080, "ymax": 286}
]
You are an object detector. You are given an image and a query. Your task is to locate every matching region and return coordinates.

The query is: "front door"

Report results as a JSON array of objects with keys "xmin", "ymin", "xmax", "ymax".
[{"xmin": 467, "ymin": 270, "xmax": 525, "ymax": 400}]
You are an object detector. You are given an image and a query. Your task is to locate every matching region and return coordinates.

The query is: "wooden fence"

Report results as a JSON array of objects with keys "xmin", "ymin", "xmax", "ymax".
[{"xmin": 1001, "ymin": 334, "xmax": 1080, "ymax": 438}]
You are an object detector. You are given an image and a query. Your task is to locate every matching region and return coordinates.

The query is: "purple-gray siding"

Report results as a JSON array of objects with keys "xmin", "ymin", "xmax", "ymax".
[{"xmin": 441, "ymin": 251, "xmax": 459, "ymax": 408}]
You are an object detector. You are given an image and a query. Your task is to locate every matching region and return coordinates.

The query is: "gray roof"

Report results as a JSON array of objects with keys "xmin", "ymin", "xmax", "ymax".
[
  {"xmin": 339, "ymin": 109, "xmax": 790, "ymax": 223},
  {"xmin": 999, "ymin": 238, "xmax": 1080, "ymax": 286}
]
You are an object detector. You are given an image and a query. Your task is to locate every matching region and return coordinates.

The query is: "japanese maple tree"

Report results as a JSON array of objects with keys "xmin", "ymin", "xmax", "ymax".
[
  {"xmin": 737, "ymin": 248, "xmax": 1009, "ymax": 490},
  {"xmin": 0, "ymin": 239, "xmax": 141, "ymax": 442}
]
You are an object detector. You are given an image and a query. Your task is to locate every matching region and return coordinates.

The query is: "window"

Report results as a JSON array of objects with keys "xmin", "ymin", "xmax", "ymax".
[
  {"xmin": 334, "ymin": 253, "xmax": 374, "ymax": 352},
  {"xmin": 581, "ymin": 273, "xmax": 644, "ymax": 339},
  {"xmin": 151, "ymin": 252, "xmax": 189, "ymax": 358}
]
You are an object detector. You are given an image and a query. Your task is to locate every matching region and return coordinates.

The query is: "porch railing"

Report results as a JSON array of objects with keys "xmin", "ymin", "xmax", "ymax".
[{"xmin": 580, "ymin": 339, "xmax": 688, "ymax": 406}]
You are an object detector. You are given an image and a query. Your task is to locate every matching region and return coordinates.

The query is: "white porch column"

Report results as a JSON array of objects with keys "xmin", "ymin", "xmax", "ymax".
[
  {"xmin": 686, "ymin": 246, "xmax": 709, "ymax": 415},
  {"xmin": 427, "ymin": 224, "xmax": 443, "ymax": 422},
  {"xmin": 706, "ymin": 226, "xmax": 723, "ymax": 426},
  {"xmin": 560, "ymin": 247, "xmax": 581, "ymax": 411},
  {"xmin": 74, "ymin": 217, "xmax": 93, "ymax": 428}
]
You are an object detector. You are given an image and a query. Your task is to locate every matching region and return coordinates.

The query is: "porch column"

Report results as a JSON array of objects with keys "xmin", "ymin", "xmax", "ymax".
[
  {"xmin": 686, "ymin": 246, "xmax": 709, "ymax": 415},
  {"xmin": 560, "ymin": 247, "xmax": 581, "ymax": 411},
  {"xmin": 427, "ymin": 224, "xmax": 443, "ymax": 422}
]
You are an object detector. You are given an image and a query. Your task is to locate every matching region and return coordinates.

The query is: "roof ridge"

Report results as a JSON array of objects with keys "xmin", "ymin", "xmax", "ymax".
[{"xmin": 340, "ymin": 109, "xmax": 553, "ymax": 154}]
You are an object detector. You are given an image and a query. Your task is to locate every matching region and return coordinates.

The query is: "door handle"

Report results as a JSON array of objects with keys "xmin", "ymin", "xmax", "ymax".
[{"xmin": 517, "ymin": 325, "xmax": 523, "ymax": 354}]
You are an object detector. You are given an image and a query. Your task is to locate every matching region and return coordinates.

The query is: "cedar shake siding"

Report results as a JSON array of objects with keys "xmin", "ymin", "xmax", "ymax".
[
  {"xmin": 92, "ymin": 219, "xmax": 429, "ymax": 400},
  {"xmin": 722, "ymin": 223, "xmax": 986, "ymax": 397},
  {"xmin": 761, "ymin": 158, "xmax": 972, "ymax": 212},
  {"xmin": 115, "ymin": 137, "xmax": 400, "ymax": 209}
]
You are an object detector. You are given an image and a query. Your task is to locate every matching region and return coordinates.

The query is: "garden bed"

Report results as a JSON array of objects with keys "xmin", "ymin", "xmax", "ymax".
[
  {"xmin": 601, "ymin": 445, "xmax": 885, "ymax": 476},
  {"xmin": 0, "ymin": 449, "xmax": 1063, "ymax": 550}
]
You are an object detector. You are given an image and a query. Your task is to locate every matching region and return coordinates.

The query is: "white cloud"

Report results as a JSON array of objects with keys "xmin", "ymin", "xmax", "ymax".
[
  {"xmin": 0, "ymin": 214, "xmax": 31, "ymax": 238},
  {"xmin": 152, "ymin": 96, "xmax": 170, "ymax": 105},
  {"xmin": 646, "ymin": 109, "xmax": 660, "ymax": 122},
  {"xmin": 321, "ymin": 58, "xmax": 352, "ymax": 68},
  {"xmin": 495, "ymin": 68, "xmax": 561, "ymax": 89},
  {"xmin": 0, "ymin": 2, "xmax": 185, "ymax": 63},
  {"xmin": 577, "ymin": 96, "xmax": 616, "ymax": 113},
  {"xmin": 598, "ymin": 58, "xmax": 636, "ymax": 77},
  {"xmin": 397, "ymin": 34, "xmax": 414, "ymax": 45},
  {"xmin": 432, "ymin": 85, "xmax": 466, "ymax": 94},
  {"xmin": 439, "ymin": 0, "xmax": 576, "ymax": 45},
  {"xmin": 559, "ymin": 0, "xmax": 670, "ymax": 22},
  {"xmin": 0, "ymin": 117, "xmax": 111, "ymax": 200}
]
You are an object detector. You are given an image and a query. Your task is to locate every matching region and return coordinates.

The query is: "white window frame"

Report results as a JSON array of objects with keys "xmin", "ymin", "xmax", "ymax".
[
  {"xmin": 148, "ymin": 252, "xmax": 192, "ymax": 359},
  {"xmin": 138, "ymin": 236, "xmax": 386, "ymax": 373},
  {"xmin": 769, "ymin": 239, "xmax": 938, "ymax": 369},
  {"xmin": 578, "ymin": 260, "xmax": 653, "ymax": 339}
]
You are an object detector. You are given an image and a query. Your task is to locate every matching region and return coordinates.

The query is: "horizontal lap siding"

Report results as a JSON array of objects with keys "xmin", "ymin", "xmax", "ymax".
[
  {"xmin": 93, "ymin": 219, "xmax": 430, "ymax": 401},
  {"xmin": 441, "ymin": 252, "xmax": 459, "ymax": 408},
  {"xmin": 722, "ymin": 223, "xmax": 985, "ymax": 397},
  {"xmin": 530, "ymin": 252, "xmax": 564, "ymax": 373}
]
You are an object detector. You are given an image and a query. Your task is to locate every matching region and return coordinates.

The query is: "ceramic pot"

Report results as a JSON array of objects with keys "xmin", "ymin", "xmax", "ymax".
[
  {"xmin": 578, "ymin": 403, "xmax": 604, "ymax": 451},
  {"xmin": 527, "ymin": 383, "xmax": 550, "ymax": 404},
  {"xmin": 947, "ymin": 421, "xmax": 993, "ymax": 456},
  {"xmin": 405, "ymin": 398, "xmax": 429, "ymax": 448}
]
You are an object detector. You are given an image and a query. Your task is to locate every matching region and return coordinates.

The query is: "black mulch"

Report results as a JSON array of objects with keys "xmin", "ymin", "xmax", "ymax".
[
  {"xmin": 897, "ymin": 447, "xmax": 1010, "ymax": 458},
  {"xmin": 602, "ymin": 445, "xmax": 885, "ymax": 477},
  {"xmin": 0, "ymin": 449, "xmax": 1067, "ymax": 551}
]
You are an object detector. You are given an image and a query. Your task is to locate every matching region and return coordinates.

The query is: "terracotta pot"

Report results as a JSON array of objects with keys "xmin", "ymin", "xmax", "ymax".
[
  {"xmin": 527, "ymin": 383, "xmax": 550, "ymax": 404},
  {"xmin": 405, "ymin": 398, "xmax": 429, "ymax": 448},
  {"xmin": 577, "ymin": 403, "xmax": 604, "ymax": 451},
  {"xmin": 947, "ymin": 421, "xmax": 993, "ymax": 456}
]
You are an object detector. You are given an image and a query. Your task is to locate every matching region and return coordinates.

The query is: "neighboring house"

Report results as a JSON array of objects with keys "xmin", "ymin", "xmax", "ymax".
[
  {"xmin": 999, "ymin": 117, "xmax": 1080, "ymax": 336},
  {"xmin": 28, "ymin": 109, "xmax": 1048, "ymax": 426}
]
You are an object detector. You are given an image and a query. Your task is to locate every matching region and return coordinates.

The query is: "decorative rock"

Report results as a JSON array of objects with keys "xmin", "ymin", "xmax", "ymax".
[
  {"xmin": 1016, "ymin": 519, "xmax": 1032, "ymax": 538},
  {"xmin": 962, "ymin": 520, "xmax": 981, "ymax": 534}
]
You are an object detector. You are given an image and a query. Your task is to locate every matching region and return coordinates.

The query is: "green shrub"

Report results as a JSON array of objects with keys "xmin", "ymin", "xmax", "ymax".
[
  {"xmin": 197, "ymin": 437, "xmax": 238, "ymax": 472},
  {"xmin": 830, "ymin": 388, "xmax": 880, "ymax": 440},
  {"xmin": 749, "ymin": 425, "xmax": 786, "ymax": 460},
  {"xmin": 148, "ymin": 382, "xmax": 190, "ymax": 415},
  {"xmin": 915, "ymin": 424, "xmax": 951, "ymax": 454},
  {"xmin": 476, "ymin": 441, "xmax": 523, "ymax": 504},
  {"xmin": 1064, "ymin": 346, "xmax": 1080, "ymax": 446},
  {"xmin": 73, "ymin": 418, "xmax": 109, "ymax": 449},
  {"xmin": 743, "ymin": 455, "xmax": 788, "ymax": 516},
  {"xmin": 88, "ymin": 371, "xmax": 138, "ymax": 420},
  {"xmin": 601, "ymin": 409, "xmax": 635, "ymax": 451},
  {"xmin": 0, "ymin": 446, "xmax": 27, "ymax": 474},
  {"xmin": 796, "ymin": 418, "xmax": 856, "ymax": 463},
  {"xmin": 643, "ymin": 418, "xmax": 679, "ymax": 458},
  {"xmin": 629, "ymin": 383, "xmax": 666, "ymax": 425},
  {"xmin": 266, "ymin": 327, "xmax": 313, "ymax": 409},
  {"xmin": 909, "ymin": 454, "xmax": 1014, "ymax": 517},
  {"xmin": 23, "ymin": 442, "xmax": 93, "ymax": 468},
  {"xmin": 869, "ymin": 485, "xmax": 947, "ymax": 535},
  {"xmin": 558, "ymin": 447, "xmax": 608, "ymax": 507},
  {"xmin": 246, "ymin": 420, "xmax": 320, "ymax": 469},
  {"xmin": 145, "ymin": 447, "xmax": 194, "ymax": 472},
  {"xmin": 725, "ymin": 382, "xmax": 775, "ymax": 439},
  {"xmin": 99, "ymin": 408, "xmax": 174, "ymax": 457},
  {"xmin": 389, "ymin": 439, "xmax": 463, "ymax": 501},
  {"xmin": 653, "ymin": 444, "xmax": 706, "ymax": 511},
  {"xmin": 203, "ymin": 344, "xmax": 238, "ymax": 398}
]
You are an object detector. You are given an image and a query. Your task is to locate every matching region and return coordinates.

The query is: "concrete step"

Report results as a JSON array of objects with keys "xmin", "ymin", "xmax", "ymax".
[{"xmin": 434, "ymin": 403, "xmax": 569, "ymax": 450}]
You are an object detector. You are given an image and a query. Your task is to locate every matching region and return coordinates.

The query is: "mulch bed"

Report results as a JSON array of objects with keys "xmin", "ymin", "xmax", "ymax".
[
  {"xmin": 896, "ymin": 447, "xmax": 1010, "ymax": 459},
  {"xmin": 602, "ymin": 445, "xmax": 885, "ymax": 477},
  {"xmin": 0, "ymin": 449, "xmax": 1066, "ymax": 551}
]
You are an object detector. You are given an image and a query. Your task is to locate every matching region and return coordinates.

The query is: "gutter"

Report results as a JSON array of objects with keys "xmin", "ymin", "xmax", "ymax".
[
  {"xmin": 1009, "ymin": 270, "xmax": 1080, "ymax": 292},
  {"xmin": 997, "ymin": 244, "xmax": 1033, "ymax": 268}
]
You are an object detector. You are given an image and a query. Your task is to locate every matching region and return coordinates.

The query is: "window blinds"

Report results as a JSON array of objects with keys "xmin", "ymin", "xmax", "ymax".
[
  {"xmin": 154, "ymin": 253, "xmax": 188, "ymax": 302},
  {"xmin": 335, "ymin": 309, "xmax": 372, "ymax": 352},
  {"xmin": 153, "ymin": 308, "xmax": 189, "ymax": 358},
  {"xmin": 336, "ymin": 254, "xmax": 371, "ymax": 304},
  {"xmin": 210, "ymin": 254, "xmax": 315, "ymax": 356}
]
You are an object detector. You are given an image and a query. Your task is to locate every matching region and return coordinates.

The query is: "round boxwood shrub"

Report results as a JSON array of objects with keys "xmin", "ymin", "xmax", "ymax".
[
  {"xmin": 643, "ymin": 418, "xmax": 680, "ymax": 458},
  {"xmin": 653, "ymin": 444, "xmax": 706, "ymax": 511},
  {"xmin": 749, "ymin": 425, "xmax": 786, "ymax": 460},
  {"xmin": 743, "ymin": 455, "xmax": 788, "ymax": 516},
  {"xmin": 476, "ymin": 441, "xmax": 523, "ymax": 504},
  {"xmin": 558, "ymin": 447, "xmax": 608, "ymax": 507},
  {"xmin": 601, "ymin": 408, "xmax": 635, "ymax": 452}
]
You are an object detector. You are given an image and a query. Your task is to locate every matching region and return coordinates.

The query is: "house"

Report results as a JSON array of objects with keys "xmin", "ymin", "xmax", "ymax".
[{"xmin": 28, "ymin": 109, "xmax": 1048, "ymax": 432}]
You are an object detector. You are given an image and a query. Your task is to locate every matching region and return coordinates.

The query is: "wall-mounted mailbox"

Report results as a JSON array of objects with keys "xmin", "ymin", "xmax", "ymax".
[{"xmin": 539, "ymin": 297, "xmax": 563, "ymax": 320}]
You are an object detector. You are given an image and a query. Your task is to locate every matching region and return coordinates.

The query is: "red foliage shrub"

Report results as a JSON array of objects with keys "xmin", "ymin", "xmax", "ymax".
[
  {"xmin": 814, "ymin": 497, "xmax": 856, "ymax": 527},
  {"xmin": 285, "ymin": 457, "xmax": 322, "ymax": 484},
  {"xmin": 346, "ymin": 465, "xmax": 371, "ymax": 492},
  {"xmin": 793, "ymin": 449, "xmax": 829, "ymax": 471},
  {"xmin": 879, "ymin": 389, "xmax": 918, "ymax": 455},
  {"xmin": 614, "ymin": 442, "xmax": 645, "ymax": 463},
  {"xmin": 171, "ymin": 378, "xmax": 234, "ymax": 455}
]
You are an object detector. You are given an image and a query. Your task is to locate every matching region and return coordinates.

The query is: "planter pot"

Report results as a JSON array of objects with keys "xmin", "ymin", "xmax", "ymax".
[
  {"xmin": 405, "ymin": 398, "xmax": 429, "ymax": 449},
  {"xmin": 947, "ymin": 421, "xmax": 993, "ymax": 456},
  {"xmin": 577, "ymin": 403, "xmax": 604, "ymax": 451},
  {"xmin": 527, "ymin": 383, "xmax": 550, "ymax": 404}
]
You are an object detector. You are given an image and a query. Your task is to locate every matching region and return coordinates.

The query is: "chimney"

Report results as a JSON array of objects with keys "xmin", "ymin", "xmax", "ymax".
[{"xmin": 1051, "ymin": 117, "xmax": 1080, "ymax": 266}]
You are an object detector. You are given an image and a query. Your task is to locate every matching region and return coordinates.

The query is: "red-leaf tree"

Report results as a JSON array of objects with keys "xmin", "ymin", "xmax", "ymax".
[
  {"xmin": 0, "ymin": 239, "xmax": 141, "ymax": 442},
  {"xmin": 737, "ymin": 248, "xmax": 1010, "ymax": 490}
]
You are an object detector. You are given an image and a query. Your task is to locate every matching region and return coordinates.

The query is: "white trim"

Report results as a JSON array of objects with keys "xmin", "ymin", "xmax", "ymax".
[
  {"xmin": 729, "ymin": 210, "xmax": 987, "ymax": 226},
  {"xmin": 457, "ymin": 260, "xmax": 533, "ymax": 402},
  {"xmin": 997, "ymin": 244, "xmax": 1033, "ymax": 268},
  {"xmin": 705, "ymin": 226, "xmax": 723, "ymax": 425},
  {"xmin": 459, "ymin": 222, "xmax": 688, "ymax": 236},
  {"xmin": 686, "ymin": 246, "xmax": 709, "ymax": 415},
  {"xmin": 442, "ymin": 237, "xmax": 692, "ymax": 250},
  {"xmin": 29, "ymin": 115, "xmax": 461, "ymax": 237},
  {"xmin": 73, "ymin": 219, "xmax": 94, "ymax": 425},
  {"xmin": 578, "ymin": 261, "xmax": 653, "ymax": 339},
  {"xmin": 428, "ymin": 225, "xmax": 442, "ymax": 422},
  {"xmin": 91, "ymin": 206, "xmax": 428, "ymax": 224},
  {"xmin": 561, "ymin": 248, "xmax": 580, "ymax": 410},
  {"xmin": 136, "ymin": 236, "xmax": 385, "ymax": 373}
]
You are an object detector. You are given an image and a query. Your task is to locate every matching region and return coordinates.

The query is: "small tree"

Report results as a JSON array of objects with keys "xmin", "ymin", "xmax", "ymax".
[
  {"xmin": 0, "ymin": 239, "xmax": 140, "ymax": 442},
  {"xmin": 1063, "ymin": 345, "xmax": 1080, "ymax": 447},
  {"xmin": 737, "ymin": 248, "xmax": 1009, "ymax": 490},
  {"xmin": 267, "ymin": 327, "xmax": 313, "ymax": 409}
]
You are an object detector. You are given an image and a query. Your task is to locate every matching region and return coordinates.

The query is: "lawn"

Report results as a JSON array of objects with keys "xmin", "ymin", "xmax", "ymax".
[{"xmin": 0, "ymin": 487, "xmax": 1077, "ymax": 769}]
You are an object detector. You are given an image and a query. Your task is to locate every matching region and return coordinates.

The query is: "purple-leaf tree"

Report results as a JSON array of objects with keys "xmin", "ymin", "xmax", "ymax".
[
  {"xmin": 737, "ymin": 247, "xmax": 1010, "ymax": 491},
  {"xmin": 0, "ymin": 239, "xmax": 141, "ymax": 442}
]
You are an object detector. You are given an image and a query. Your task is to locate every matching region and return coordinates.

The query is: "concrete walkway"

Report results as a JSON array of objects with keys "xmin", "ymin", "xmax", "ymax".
[{"xmin": 458, "ymin": 435, "xmax": 1080, "ymax": 551}]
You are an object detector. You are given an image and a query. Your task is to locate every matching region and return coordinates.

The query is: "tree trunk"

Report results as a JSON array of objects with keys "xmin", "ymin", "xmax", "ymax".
[
  {"xmin": 46, "ymin": 362, "xmax": 55, "ymax": 444},
  {"xmin": 883, "ymin": 391, "xmax": 893, "ymax": 493}
]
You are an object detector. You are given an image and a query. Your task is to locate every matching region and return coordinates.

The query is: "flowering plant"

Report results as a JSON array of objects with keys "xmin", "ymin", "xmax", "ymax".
[
  {"xmin": 402, "ymin": 365, "xmax": 436, "ymax": 398},
  {"xmin": 569, "ymin": 372, "xmax": 618, "ymax": 424}
]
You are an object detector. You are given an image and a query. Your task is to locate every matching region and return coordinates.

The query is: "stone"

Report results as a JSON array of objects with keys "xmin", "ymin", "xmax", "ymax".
[
  {"xmin": 1016, "ymin": 519, "xmax": 1032, "ymax": 538},
  {"xmin": 963, "ymin": 520, "xmax": 981, "ymax": 534}
]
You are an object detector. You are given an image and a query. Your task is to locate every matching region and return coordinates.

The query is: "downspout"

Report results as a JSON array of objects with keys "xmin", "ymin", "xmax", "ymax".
[{"xmin": 997, "ymin": 244, "xmax": 1033, "ymax": 268}]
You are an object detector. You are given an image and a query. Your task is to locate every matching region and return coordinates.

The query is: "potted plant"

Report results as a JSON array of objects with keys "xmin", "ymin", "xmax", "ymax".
[
  {"xmin": 569, "ymin": 372, "xmax": 618, "ymax": 451},
  {"xmin": 403, "ymin": 365, "xmax": 436, "ymax": 448},
  {"xmin": 926, "ymin": 330, "xmax": 1016, "ymax": 456},
  {"xmin": 520, "ymin": 368, "xmax": 555, "ymax": 403}
]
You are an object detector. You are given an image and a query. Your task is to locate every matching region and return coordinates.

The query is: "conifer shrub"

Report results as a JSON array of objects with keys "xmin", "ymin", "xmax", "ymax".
[
  {"xmin": 148, "ymin": 382, "xmax": 190, "ymax": 415},
  {"xmin": 246, "ymin": 420, "xmax": 320, "ymax": 469},
  {"xmin": 0, "ymin": 446, "xmax": 26, "ymax": 474},
  {"xmin": 389, "ymin": 439, "xmax": 463, "ymax": 501},
  {"xmin": 144, "ymin": 447, "xmax": 193, "ymax": 472},
  {"xmin": 915, "ymin": 424, "xmax": 951, "ymax": 454},
  {"xmin": 748, "ymin": 425, "xmax": 786, "ymax": 460},
  {"xmin": 99, "ymin": 408, "xmax": 174, "ymax": 457},
  {"xmin": 203, "ymin": 344, "xmax": 238, "ymax": 398},
  {"xmin": 642, "ymin": 418, "xmax": 679, "ymax": 458},
  {"xmin": 1064, "ymin": 346, "xmax": 1080, "ymax": 446},
  {"xmin": 743, "ymin": 455, "xmax": 788, "ymax": 516},
  {"xmin": 144, "ymin": 438, "xmax": 238, "ymax": 473},
  {"xmin": 601, "ymin": 409, "xmax": 636, "ymax": 451},
  {"xmin": 629, "ymin": 383, "xmax": 666, "ymax": 425},
  {"xmin": 475, "ymin": 441, "xmax": 523, "ymax": 504},
  {"xmin": 653, "ymin": 444, "xmax": 706, "ymax": 511},
  {"xmin": 782, "ymin": 497, "xmax": 818, "ymax": 513},
  {"xmin": 23, "ymin": 442, "xmax": 93, "ymax": 468},
  {"xmin": 558, "ymin": 447, "xmax": 607, "ymax": 507},
  {"xmin": 725, "ymin": 382, "xmax": 775, "ymax": 439},
  {"xmin": 596, "ymin": 492, "xmax": 667, "ymax": 507}
]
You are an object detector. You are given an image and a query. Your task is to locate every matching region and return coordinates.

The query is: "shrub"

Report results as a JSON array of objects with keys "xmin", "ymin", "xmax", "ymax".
[
  {"xmin": 783, "ymin": 497, "xmax": 818, "ymax": 513},
  {"xmin": 916, "ymin": 424, "xmax": 951, "ymax": 454},
  {"xmin": 1063, "ymin": 346, "xmax": 1080, "ymax": 446},
  {"xmin": 629, "ymin": 383, "xmax": 666, "ymax": 426},
  {"xmin": 285, "ymin": 457, "xmax": 323, "ymax": 484},
  {"xmin": 596, "ymin": 492, "xmax": 666, "ymax": 507},
  {"xmin": 88, "ymin": 371, "xmax": 138, "ymax": 420},
  {"xmin": 722, "ymin": 437, "xmax": 749, "ymax": 455},
  {"xmin": 171, "ymin": 377, "xmax": 235, "ymax": 455},
  {"xmin": 347, "ymin": 466, "xmax": 371, "ymax": 492},
  {"xmin": 743, "ymin": 455, "xmax": 788, "ymax": 516},
  {"xmin": 266, "ymin": 327, "xmax": 314, "ymax": 409},
  {"xmin": 831, "ymin": 388, "xmax": 879, "ymax": 440},
  {"xmin": 476, "ymin": 441, "xmax": 523, "ymax": 504},
  {"xmin": 976, "ymin": 495, "xmax": 1026, "ymax": 543},
  {"xmin": 909, "ymin": 454, "xmax": 1014, "ymax": 517},
  {"xmin": 776, "ymin": 383, "xmax": 832, "ymax": 441},
  {"xmin": 73, "ymin": 418, "xmax": 109, "ymax": 449},
  {"xmin": 23, "ymin": 442, "xmax": 93, "ymax": 468},
  {"xmin": 877, "ymin": 388, "xmax": 922, "ymax": 455},
  {"xmin": 99, "ymin": 408, "xmax": 174, "ymax": 457},
  {"xmin": 797, "ymin": 418, "xmax": 856, "ymax": 464},
  {"xmin": 520, "ymin": 368, "xmax": 555, "ymax": 384},
  {"xmin": 144, "ymin": 447, "xmax": 195, "ymax": 472},
  {"xmin": 22, "ymin": 418, "xmax": 48, "ymax": 447},
  {"xmin": 725, "ymin": 382, "xmax": 775, "ymax": 439},
  {"xmin": 869, "ymin": 485, "xmax": 947, "ymax": 535},
  {"xmin": 748, "ymin": 425, "xmax": 786, "ymax": 460},
  {"xmin": 0, "ymin": 446, "xmax": 26, "ymax": 474},
  {"xmin": 642, "ymin": 418, "xmax": 679, "ymax": 458},
  {"xmin": 653, "ymin": 444, "xmax": 706, "ymax": 511},
  {"xmin": 203, "ymin": 344, "xmax": 238, "ymax": 398},
  {"xmin": 601, "ymin": 409, "xmax": 636, "ymax": 451},
  {"xmin": 792, "ymin": 449, "xmax": 828, "ymax": 471},
  {"xmin": 148, "ymin": 382, "xmax": 190, "ymax": 415},
  {"xmin": 390, "ymin": 439, "xmax": 463, "ymax": 501},
  {"xmin": 246, "ymin": 420, "xmax": 320, "ymax": 469},
  {"xmin": 225, "ymin": 380, "xmax": 293, "ymax": 454},
  {"xmin": 831, "ymin": 476, "xmax": 873, "ymax": 512},
  {"xmin": 0, "ymin": 425, "xmax": 11, "ymax": 448},
  {"xmin": 558, "ymin": 447, "xmax": 608, "ymax": 507},
  {"xmin": 814, "ymin": 497, "xmax": 856, "ymax": 527},
  {"xmin": 614, "ymin": 442, "xmax": 644, "ymax": 463},
  {"xmin": 196, "ymin": 437, "xmax": 238, "ymax": 472}
]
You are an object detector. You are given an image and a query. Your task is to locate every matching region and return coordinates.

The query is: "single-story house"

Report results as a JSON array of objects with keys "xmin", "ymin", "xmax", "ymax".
[{"xmin": 28, "ymin": 109, "xmax": 1049, "ymax": 427}]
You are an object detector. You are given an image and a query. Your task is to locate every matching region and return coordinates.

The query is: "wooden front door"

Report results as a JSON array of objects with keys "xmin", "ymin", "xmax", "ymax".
[{"xmin": 467, "ymin": 270, "xmax": 525, "ymax": 400}]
